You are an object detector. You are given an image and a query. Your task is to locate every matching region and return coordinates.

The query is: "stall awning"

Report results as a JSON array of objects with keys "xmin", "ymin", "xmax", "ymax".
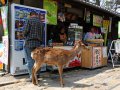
[{"xmin": 74, "ymin": 0, "xmax": 120, "ymax": 17}]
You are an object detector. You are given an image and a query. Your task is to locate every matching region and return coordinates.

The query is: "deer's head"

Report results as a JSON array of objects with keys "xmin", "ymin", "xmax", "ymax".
[{"xmin": 73, "ymin": 40, "xmax": 85, "ymax": 49}]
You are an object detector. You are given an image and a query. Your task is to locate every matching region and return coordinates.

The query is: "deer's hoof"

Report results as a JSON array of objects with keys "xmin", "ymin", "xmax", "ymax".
[
  {"xmin": 38, "ymin": 84, "xmax": 42, "ymax": 87},
  {"xmin": 33, "ymin": 83, "xmax": 37, "ymax": 85},
  {"xmin": 61, "ymin": 84, "xmax": 64, "ymax": 87},
  {"xmin": 32, "ymin": 81, "xmax": 37, "ymax": 85}
]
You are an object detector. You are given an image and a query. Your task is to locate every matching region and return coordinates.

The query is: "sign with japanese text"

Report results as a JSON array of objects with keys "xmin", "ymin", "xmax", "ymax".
[{"xmin": 93, "ymin": 47, "xmax": 102, "ymax": 68}]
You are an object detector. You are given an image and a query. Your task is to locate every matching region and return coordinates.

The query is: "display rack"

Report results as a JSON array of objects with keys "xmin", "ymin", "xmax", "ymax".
[{"xmin": 108, "ymin": 39, "xmax": 120, "ymax": 68}]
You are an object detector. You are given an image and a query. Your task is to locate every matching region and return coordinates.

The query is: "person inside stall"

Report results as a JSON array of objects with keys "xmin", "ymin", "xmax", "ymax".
[
  {"xmin": 84, "ymin": 27, "xmax": 96, "ymax": 40},
  {"xmin": 84, "ymin": 26, "xmax": 103, "ymax": 46},
  {"xmin": 59, "ymin": 27, "xmax": 67, "ymax": 44}
]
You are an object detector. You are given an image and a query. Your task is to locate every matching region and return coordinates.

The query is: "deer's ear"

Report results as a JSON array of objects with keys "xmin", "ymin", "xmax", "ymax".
[{"xmin": 76, "ymin": 40, "xmax": 81, "ymax": 44}]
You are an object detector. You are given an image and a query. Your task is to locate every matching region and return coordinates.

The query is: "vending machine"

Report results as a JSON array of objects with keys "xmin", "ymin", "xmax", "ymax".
[{"xmin": 10, "ymin": 4, "xmax": 47, "ymax": 75}]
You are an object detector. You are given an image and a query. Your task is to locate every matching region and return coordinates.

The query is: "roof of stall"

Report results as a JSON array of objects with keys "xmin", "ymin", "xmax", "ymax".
[{"xmin": 73, "ymin": 0, "xmax": 120, "ymax": 17}]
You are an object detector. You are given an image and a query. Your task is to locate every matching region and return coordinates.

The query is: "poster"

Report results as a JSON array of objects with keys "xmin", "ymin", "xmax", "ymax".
[
  {"xmin": 1, "ymin": 6, "xmax": 8, "ymax": 36},
  {"xmin": 93, "ymin": 15, "xmax": 103, "ymax": 27},
  {"xmin": 0, "ymin": 43, "xmax": 3, "ymax": 69},
  {"xmin": 43, "ymin": 0, "xmax": 57, "ymax": 25},
  {"xmin": 93, "ymin": 47, "xmax": 102, "ymax": 68}
]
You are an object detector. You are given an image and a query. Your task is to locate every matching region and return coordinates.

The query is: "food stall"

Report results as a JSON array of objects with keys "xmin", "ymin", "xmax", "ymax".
[
  {"xmin": 9, "ymin": 0, "xmax": 109, "ymax": 74},
  {"xmin": 45, "ymin": 1, "xmax": 108, "ymax": 70}
]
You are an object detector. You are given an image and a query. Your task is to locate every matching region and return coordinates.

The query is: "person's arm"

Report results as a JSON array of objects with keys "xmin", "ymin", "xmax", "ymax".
[{"xmin": 84, "ymin": 33, "xmax": 89, "ymax": 41}]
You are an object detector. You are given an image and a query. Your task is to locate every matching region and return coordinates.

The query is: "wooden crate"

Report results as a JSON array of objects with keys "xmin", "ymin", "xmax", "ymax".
[
  {"xmin": 81, "ymin": 46, "xmax": 107, "ymax": 69},
  {"xmin": 81, "ymin": 46, "xmax": 93, "ymax": 68}
]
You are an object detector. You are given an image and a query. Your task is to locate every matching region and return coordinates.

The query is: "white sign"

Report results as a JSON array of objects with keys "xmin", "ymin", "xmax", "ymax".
[
  {"xmin": 102, "ymin": 47, "xmax": 107, "ymax": 58},
  {"xmin": 2, "ymin": 36, "xmax": 8, "ymax": 65},
  {"xmin": 115, "ymin": 40, "xmax": 120, "ymax": 53},
  {"xmin": 93, "ymin": 47, "xmax": 102, "ymax": 68}
]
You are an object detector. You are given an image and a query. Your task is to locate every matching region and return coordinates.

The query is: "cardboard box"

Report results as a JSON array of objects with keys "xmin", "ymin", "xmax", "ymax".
[
  {"xmin": 81, "ymin": 46, "xmax": 92, "ymax": 68},
  {"xmin": 81, "ymin": 46, "xmax": 107, "ymax": 69}
]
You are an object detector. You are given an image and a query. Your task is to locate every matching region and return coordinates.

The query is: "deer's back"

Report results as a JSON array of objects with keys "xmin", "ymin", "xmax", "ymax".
[{"xmin": 43, "ymin": 48, "xmax": 71, "ymax": 65}]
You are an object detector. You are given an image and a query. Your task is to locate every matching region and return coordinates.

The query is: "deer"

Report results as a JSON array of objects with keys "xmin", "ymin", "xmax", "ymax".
[{"xmin": 31, "ymin": 40, "xmax": 88, "ymax": 87}]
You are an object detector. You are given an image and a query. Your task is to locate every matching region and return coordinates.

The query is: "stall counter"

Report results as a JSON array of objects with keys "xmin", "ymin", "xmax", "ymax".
[{"xmin": 81, "ymin": 46, "xmax": 107, "ymax": 69}]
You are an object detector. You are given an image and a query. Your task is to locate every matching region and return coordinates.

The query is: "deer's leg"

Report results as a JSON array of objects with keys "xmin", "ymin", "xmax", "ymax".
[
  {"xmin": 32, "ymin": 66, "xmax": 36, "ymax": 85},
  {"xmin": 58, "ymin": 65, "xmax": 64, "ymax": 87},
  {"xmin": 32, "ymin": 62, "xmax": 42, "ymax": 85}
]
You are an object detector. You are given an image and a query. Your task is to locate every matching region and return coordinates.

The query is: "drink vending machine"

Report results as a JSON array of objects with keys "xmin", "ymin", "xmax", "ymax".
[{"xmin": 10, "ymin": 4, "xmax": 47, "ymax": 75}]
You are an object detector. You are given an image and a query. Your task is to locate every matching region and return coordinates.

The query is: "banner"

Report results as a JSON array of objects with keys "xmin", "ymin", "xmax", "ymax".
[
  {"xmin": 103, "ymin": 20, "xmax": 110, "ymax": 45},
  {"xmin": 43, "ymin": 0, "xmax": 57, "ymax": 25},
  {"xmin": 0, "ymin": 43, "xmax": 3, "ymax": 69},
  {"xmin": 1, "ymin": 6, "xmax": 8, "ymax": 36}
]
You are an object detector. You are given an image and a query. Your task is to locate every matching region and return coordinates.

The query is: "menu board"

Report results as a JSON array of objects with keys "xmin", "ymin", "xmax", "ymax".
[{"xmin": 93, "ymin": 15, "xmax": 103, "ymax": 27}]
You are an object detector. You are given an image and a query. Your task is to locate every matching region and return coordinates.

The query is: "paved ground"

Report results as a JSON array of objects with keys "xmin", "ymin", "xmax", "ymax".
[{"xmin": 0, "ymin": 66, "xmax": 120, "ymax": 90}]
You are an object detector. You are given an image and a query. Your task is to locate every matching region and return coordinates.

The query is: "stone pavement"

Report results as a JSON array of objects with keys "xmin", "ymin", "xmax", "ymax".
[
  {"xmin": 112, "ymin": 85, "xmax": 120, "ymax": 90},
  {"xmin": 0, "ymin": 66, "xmax": 120, "ymax": 90},
  {"xmin": 0, "ymin": 71, "xmax": 5, "ymax": 76}
]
